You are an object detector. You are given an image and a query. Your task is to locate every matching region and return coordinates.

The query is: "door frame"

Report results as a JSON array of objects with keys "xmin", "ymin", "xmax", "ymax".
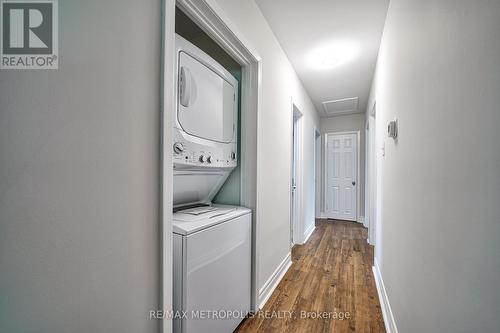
[
  {"xmin": 290, "ymin": 103, "xmax": 303, "ymax": 246},
  {"xmin": 366, "ymin": 102, "xmax": 377, "ymax": 245},
  {"xmin": 162, "ymin": 1, "xmax": 261, "ymax": 331},
  {"xmin": 314, "ymin": 128, "xmax": 321, "ymax": 219},
  {"xmin": 323, "ymin": 130, "xmax": 361, "ymax": 221}
]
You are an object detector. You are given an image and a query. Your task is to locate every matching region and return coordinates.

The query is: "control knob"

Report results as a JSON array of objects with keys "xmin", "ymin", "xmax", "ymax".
[
  {"xmin": 173, "ymin": 142, "xmax": 184, "ymax": 154},
  {"xmin": 199, "ymin": 155, "xmax": 207, "ymax": 163},
  {"xmin": 207, "ymin": 156, "xmax": 213, "ymax": 164},
  {"xmin": 230, "ymin": 152, "xmax": 236, "ymax": 160}
]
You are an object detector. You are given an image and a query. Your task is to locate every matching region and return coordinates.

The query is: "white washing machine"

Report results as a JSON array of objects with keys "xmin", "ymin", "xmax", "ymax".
[
  {"xmin": 173, "ymin": 205, "xmax": 251, "ymax": 333},
  {"xmin": 170, "ymin": 35, "xmax": 251, "ymax": 333}
]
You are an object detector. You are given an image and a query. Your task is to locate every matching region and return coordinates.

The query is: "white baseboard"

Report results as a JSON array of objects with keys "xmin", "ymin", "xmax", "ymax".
[
  {"xmin": 258, "ymin": 252, "xmax": 292, "ymax": 309},
  {"xmin": 372, "ymin": 258, "xmax": 398, "ymax": 333},
  {"xmin": 303, "ymin": 224, "xmax": 315, "ymax": 244}
]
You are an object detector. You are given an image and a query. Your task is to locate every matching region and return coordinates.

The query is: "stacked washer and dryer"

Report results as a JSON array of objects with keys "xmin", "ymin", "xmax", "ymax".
[{"xmin": 172, "ymin": 35, "xmax": 252, "ymax": 333}]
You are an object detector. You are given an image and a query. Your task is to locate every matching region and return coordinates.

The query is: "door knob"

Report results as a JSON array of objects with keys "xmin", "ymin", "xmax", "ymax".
[{"xmin": 352, "ymin": 181, "xmax": 356, "ymax": 186}]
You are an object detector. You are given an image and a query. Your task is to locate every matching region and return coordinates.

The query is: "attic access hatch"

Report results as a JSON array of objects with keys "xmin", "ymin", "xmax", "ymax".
[{"xmin": 322, "ymin": 97, "xmax": 359, "ymax": 116}]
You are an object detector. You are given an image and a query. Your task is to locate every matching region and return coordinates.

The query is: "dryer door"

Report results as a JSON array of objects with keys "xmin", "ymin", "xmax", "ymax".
[{"xmin": 178, "ymin": 51, "xmax": 236, "ymax": 143}]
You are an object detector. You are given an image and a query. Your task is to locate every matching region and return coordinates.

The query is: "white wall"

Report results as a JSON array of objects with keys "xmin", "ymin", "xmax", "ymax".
[
  {"xmin": 0, "ymin": 0, "xmax": 161, "ymax": 332},
  {"xmin": 212, "ymin": 0, "xmax": 320, "ymax": 300},
  {"xmin": 320, "ymin": 113, "xmax": 366, "ymax": 218},
  {"xmin": 369, "ymin": 1, "xmax": 500, "ymax": 332}
]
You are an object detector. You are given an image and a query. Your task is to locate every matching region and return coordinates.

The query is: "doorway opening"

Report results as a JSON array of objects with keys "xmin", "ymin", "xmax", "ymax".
[
  {"xmin": 162, "ymin": 1, "xmax": 261, "ymax": 331},
  {"xmin": 314, "ymin": 129, "xmax": 321, "ymax": 218},
  {"xmin": 366, "ymin": 103, "xmax": 377, "ymax": 245},
  {"xmin": 291, "ymin": 104, "xmax": 303, "ymax": 246}
]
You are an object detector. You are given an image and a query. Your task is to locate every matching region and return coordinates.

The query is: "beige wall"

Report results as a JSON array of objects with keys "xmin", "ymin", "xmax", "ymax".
[
  {"xmin": 213, "ymin": 0, "xmax": 320, "ymax": 303},
  {"xmin": 0, "ymin": 1, "xmax": 161, "ymax": 332},
  {"xmin": 369, "ymin": 0, "xmax": 500, "ymax": 332},
  {"xmin": 320, "ymin": 113, "xmax": 366, "ymax": 218}
]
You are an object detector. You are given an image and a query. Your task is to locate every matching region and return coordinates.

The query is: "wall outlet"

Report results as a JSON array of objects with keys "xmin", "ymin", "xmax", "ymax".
[{"xmin": 387, "ymin": 119, "xmax": 398, "ymax": 139}]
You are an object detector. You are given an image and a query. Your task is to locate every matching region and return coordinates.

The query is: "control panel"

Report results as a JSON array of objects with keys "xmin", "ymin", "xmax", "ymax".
[
  {"xmin": 172, "ymin": 130, "xmax": 237, "ymax": 169},
  {"xmin": 173, "ymin": 141, "xmax": 236, "ymax": 168}
]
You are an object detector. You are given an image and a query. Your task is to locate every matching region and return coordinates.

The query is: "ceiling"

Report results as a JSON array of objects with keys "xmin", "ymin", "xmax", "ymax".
[{"xmin": 255, "ymin": 0, "xmax": 389, "ymax": 117}]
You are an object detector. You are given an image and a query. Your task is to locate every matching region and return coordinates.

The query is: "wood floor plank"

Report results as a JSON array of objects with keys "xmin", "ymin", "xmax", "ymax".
[{"xmin": 235, "ymin": 219, "xmax": 386, "ymax": 333}]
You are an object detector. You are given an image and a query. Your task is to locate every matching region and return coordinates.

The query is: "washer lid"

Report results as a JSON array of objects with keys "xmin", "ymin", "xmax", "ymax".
[
  {"xmin": 173, "ymin": 205, "xmax": 251, "ymax": 235},
  {"xmin": 174, "ymin": 206, "xmax": 236, "ymax": 222},
  {"xmin": 173, "ymin": 170, "xmax": 231, "ymax": 208}
]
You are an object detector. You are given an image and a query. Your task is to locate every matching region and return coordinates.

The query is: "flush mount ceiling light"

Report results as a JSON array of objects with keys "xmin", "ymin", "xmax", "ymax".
[{"xmin": 307, "ymin": 41, "xmax": 359, "ymax": 70}]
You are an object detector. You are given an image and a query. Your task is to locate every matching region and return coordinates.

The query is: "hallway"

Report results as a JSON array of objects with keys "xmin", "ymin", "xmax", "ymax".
[
  {"xmin": 236, "ymin": 220, "xmax": 385, "ymax": 333},
  {"xmin": 1, "ymin": 1, "xmax": 499, "ymax": 332}
]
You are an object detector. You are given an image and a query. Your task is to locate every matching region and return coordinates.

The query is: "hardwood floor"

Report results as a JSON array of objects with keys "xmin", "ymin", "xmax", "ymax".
[{"xmin": 236, "ymin": 219, "xmax": 385, "ymax": 333}]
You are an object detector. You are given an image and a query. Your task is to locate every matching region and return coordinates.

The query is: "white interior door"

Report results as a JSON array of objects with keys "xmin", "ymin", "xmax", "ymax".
[
  {"xmin": 325, "ymin": 133, "xmax": 358, "ymax": 221},
  {"xmin": 291, "ymin": 115, "xmax": 298, "ymax": 246}
]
